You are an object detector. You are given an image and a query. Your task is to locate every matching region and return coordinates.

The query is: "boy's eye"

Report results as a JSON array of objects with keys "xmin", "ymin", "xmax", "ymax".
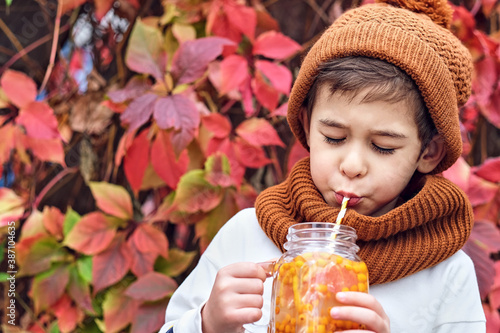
[
  {"xmin": 372, "ymin": 144, "xmax": 395, "ymax": 155},
  {"xmin": 324, "ymin": 136, "xmax": 345, "ymax": 145}
]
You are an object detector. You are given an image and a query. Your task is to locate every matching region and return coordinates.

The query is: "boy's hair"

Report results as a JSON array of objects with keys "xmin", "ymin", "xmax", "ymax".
[
  {"xmin": 286, "ymin": 0, "xmax": 473, "ymax": 174},
  {"xmin": 303, "ymin": 56, "xmax": 437, "ymax": 153}
]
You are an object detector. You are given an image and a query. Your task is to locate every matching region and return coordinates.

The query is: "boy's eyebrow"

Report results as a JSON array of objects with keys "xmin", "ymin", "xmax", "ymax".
[{"xmin": 318, "ymin": 118, "xmax": 408, "ymax": 139}]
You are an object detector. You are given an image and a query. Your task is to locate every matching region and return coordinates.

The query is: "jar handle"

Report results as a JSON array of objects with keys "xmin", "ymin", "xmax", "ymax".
[{"xmin": 257, "ymin": 260, "xmax": 277, "ymax": 278}]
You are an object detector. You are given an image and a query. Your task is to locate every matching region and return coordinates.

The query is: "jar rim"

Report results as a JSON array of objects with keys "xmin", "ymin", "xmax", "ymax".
[{"xmin": 288, "ymin": 222, "xmax": 356, "ymax": 235}]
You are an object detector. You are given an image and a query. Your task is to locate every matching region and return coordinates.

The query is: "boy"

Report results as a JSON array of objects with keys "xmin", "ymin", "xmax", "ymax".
[{"xmin": 160, "ymin": 0, "xmax": 485, "ymax": 331}]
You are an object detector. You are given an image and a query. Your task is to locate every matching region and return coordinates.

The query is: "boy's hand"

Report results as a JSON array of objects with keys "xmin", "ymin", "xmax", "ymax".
[
  {"xmin": 201, "ymin": 262, "xmax": 267, "ymax": 333},
  {"xmin": 331, "ymin": 292, "xmax": 390, "ymax": 333}
]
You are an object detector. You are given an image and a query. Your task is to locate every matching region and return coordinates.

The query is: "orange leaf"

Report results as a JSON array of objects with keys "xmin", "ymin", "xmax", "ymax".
[
  {"xmin": 52, "ymin": 294, "xmax": 84, "ymax": 333},
  {"xmin": 202, "ymin": 113, "xmax": 232, "ymax": 139},
  {"xmin": 125, "ymin": 272, "xmax": 177, "ymax": 301},
  {"xmin": 63, "ymin": 212, "xmax": 118, "ymax": 255},
  {"xmin": 0, "ymin": 69, "xmax": 37, "ymax": 108},
  {"xmin": 124, "ymin": 130, "xmax": 150, "ymax": 193},
  {"xmin": 151, "ymin": 130, "xmax": 189, "ymax": 189},
  {"xmin": 92, "ymin": 234, "xmax": 132, "ymax": 294},
  {"xmin": 129, "ymin": 223, "xmax": 169, "ymax": 258},
  {"xmin": 89, "ymin": 182, "xmax": 133, "ymax": 220},
  {"xmin": 127, "ymin": 239, "xmax": 157, "ymax": 277},
  {"xmin": 0, "ymin": 187, "xmax": 24, "ymax": 228},
  {"xmin": 42, "ymin": 206, "xmax": 65, "ymax": 240}
]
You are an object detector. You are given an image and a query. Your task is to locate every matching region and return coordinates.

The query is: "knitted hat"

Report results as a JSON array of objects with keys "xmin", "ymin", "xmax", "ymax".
[{"xmin": 287, "ymin": 0, "xmax": 472, "ymax": 174}]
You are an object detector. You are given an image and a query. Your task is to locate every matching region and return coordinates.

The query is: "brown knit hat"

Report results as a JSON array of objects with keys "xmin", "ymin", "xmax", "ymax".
[{"xmin": 287, "ymin": 0, "xmax": 473, "ymax": 174}]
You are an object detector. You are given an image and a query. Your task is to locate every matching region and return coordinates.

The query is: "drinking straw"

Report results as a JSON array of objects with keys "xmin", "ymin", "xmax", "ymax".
[{"xmin": 335, "ymin": 197, "xmax": 350, "ymax": 225}]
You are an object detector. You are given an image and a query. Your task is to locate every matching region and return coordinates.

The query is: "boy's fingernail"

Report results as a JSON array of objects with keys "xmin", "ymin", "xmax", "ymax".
[
  {"xmin": 336, "ymin": 292, "xmax": 346, "ymax": 301},
  {"xmin": 330, "ymin": 307, "xmax": 341, "ymax": 318}
]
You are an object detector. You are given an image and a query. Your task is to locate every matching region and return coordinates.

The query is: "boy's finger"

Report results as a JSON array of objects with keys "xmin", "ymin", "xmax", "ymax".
[{"xmin": 335, "ymin": 292, "xmax": 386, "ymax": 316}]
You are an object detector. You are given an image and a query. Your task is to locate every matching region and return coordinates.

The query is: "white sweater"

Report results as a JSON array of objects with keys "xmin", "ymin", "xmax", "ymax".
[{"xmin": 160, "ymin": 208, "xmax": 486, "ymax": 333}]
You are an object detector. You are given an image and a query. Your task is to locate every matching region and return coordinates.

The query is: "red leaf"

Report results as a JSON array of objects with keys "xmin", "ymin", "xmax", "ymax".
[
  {"xmin": 236, "ymin": 118, "xmax": 284, "ymax": 147},
  {"xmin": 16, "ymin": 102, "xmax": 60, "ymax": 139},
  {"xmin": 481, "ymin": 88, "xmax": 500, "ymax": 128},
  {"xmin": 255, "ymin": 60, "xmax": 292, "ymax": 96},
  {"xmin": 64, "ymin": 212, "xmax": 117, "ymax": 255},
  {"xmin": 484, "ymin": 303, "xmax": 500, "ymax": 333},
  {"xmin": 52, "ymin": 294, "xmax": 83, "ymax": 333},
  {"xmin": 124, "ymin": 130, "xmax": 150, "ymax": 193},
  {"xmin": 89, "ymin": 182, "xmax": 133, "ymax": 220},
  {"xmin": 253, "ymin": 31, "xmax": 301, "ymax": 60},
  {"xmin": 473, "ymin": 157, "xmax": 500, "ymax": 183},
  {"xmin": 125, "ymin": 272, "xmax": 177, "ymax": 301},
  {"xmin": 202, "ymin": 113, "xmax": 232, "ymax": 139},
  {"xmin": 103, "ymin": 285, "xmax": 139, "ymax": 333},
  {"xmin": 151, "ymin": 130, "xmax": 189, "ymax": 189},
  {"xmin": 108, "ymin": 76, "xmax": 152, "ymax": 103},
  {"xmin": 131, "ymin": 299, "xmax": 170, "ymax": 333},
  {"xmin": 32, "ymin": 265, "xmax": 70, "ymax": 314},
  {"xmin": 251, "ymin": 71, "xmax": 279, "ymax": 111},
  {"xmin": 207, "ymin": 137, "xmax": 246, "ymax": 186},
  {"xmin": 60, "ymin": 0, "xmax": 87, "ymax": 14},
  {"xmin": 234, "ymin": 138, "xmax": 271, "ymax": 168},
  {"xmin": 92, "ymin": 234, "xmax": 132, "ymax": 294},
  {"xmin": 25, "ymin": 137, "xmax": 66, "ymax": 166},
  {"xmin": 0, "ymin": 69, "xmax": 37, "ymax": 108},
  {"xmin": 127, "ymin": 240, "xmax": 157, "ymax": 277},
  {"xmin": 129, "ymin": 223, "xmax": 169, "ymax": 258},
  {"xmin": 205, "ymin": 152, "xmax": 233, "ymax": 187},
  {"xmin": 94, "ymin": 0, "xmax": 114, "ymax": 20},
  {"xmin": 42, "ymin": 206, "xmax": 65, "ymax": 240},
  {"xmin": 468, "ymin": 174, "xmax": 498, "ymax": 207},
  {"xmin": 206, "ymin": 2, "xmax": 243, "ymax": 44},
  {"xmin": 442, "ymin": 157, "xmax": 471, "ymax": 193},
  {"xmin": 125, "ymin": 19, "xmax": 164, "ymax": 80},
  {"xmin": 115, "ymin": 129, "xmax": 136, "ymax": 166},
  {"xmin": 171, "ymin": 37, "xmax": 235, "ymax": 84},
  {"xmin": 120, "ymin": 93, "xmax": 157, "ymax": 131},
  {"xmin": 272, "ymin": 102, "xmax": 288, "ymax": 117},
  {"xmin": 472, "ymin": 55, "xmax": 496, "ymax": 107},
  {"xmin": 287, "ymin": 141, "xmax": 309, "ymax": 174},
  {"xmin": 225, "ymin": 2, "xmax": 257, "ymax": 41},
  {"xmin": 240, "ymin": 76, "xmax": 255, "ymax": 117},
  {"xmin": 219, "ymin": 55, "xmax": 249, "ymax": 95}
]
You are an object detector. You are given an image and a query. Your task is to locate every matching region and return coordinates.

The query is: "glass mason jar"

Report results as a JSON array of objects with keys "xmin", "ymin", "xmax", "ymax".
[{"xmin": 268, "ymin": 223, "xmax": 369, "ymax": 333}]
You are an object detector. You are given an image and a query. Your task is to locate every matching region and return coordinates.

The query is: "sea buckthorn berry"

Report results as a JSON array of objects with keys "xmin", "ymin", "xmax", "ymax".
[
  {"xmin": 350, "ymin": 285, "xmax": 359, "ymax": 292},
  {"xmin": 357, "ymin": 273, "xmax": 367, "ymax": 282},
  {"xmin": 275, "ymin": 306, "xmax": 280, "ymax": 314},
  {"xmin": 345, "ymin": 264, "xmax": 353, "ymax": 271},
  {"xmin": 317, "ymin": 324, "xmax": 326, "ymax": 333},
  {"xmin": 358, "ymin": 282, "xmax": 367, "ymax": 292},
  {"xmin": 342, "ymin": 287, "xmax": 350, "ymax": 292},
  {"xmin": 336, "ymin": 256, "xmax": 343, "ymax": 264}
]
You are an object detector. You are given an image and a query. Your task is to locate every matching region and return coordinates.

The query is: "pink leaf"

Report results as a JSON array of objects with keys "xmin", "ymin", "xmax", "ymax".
[
  {"xmin": 473, "ymin": 157, "xmax": 500, "ymax": 183},
  {"xmin": 89, "ymin": 182, "xmax": 133, "ymax": 220},
  {"xmin": 272, "ymin": 102, "xmax": 288, "ymax": 117},
  {"xmin": 129, "ymin": 223, "xmax": 169, "ymax": 258},
  {"xmin": 92, "ymin": 234, "xmax": 132, "ymax": 294},
  {"xmin": 225, "ymin": 3, "xmax": 257, "ymax": 41},
  {"xmin": 236, "ymin": 118, "xmax": 285, "ymax": 147},
  {"xmin": 240, "ymin": 76, "xmax": 255, "ymax": 117},
  {"xmin": 108, "ymin": 76, "xmax": 151, "ymax": 103},
  {"xmin": 202, "ymin": 113, "xmax": 232, "ymax": 139},
  {"xmin": 468, "ymin": 174, "xmax": 498, "ymax": 207},
  {"xmin": 120, "ymin": 93, "xmax": 157, "ymax": 132},
  {"xmin": 16, "ymin": 102, "xmax": 60, "ymax": 139},
  {"xmin": 0, "ymin": 69, "xmax": 37, "ymax": 108},
  {"xmin": 442, "ymin": 157, "xmax": 471, "ymax": 193},
  {"xmin": 127, "ymin": 241, "xmax": 157, "ymax": 277},
  {"xmin": 151, "ymin": 130, "xmax": 189, "ymax": 189},
  {"xmin": 255, "ymin": 60, "xmax": 292, "ymax": 96},
  {"xmin": 124, "ymin": 130, "xmax": 150, "ymax": 193},
  {"xmin": 125, "ymin": 272, "xmax": 177, "ymax": 301},
  {"xmin": 131, "ymin": 299, "xmax": 170, "ymax": 333},
  {"xmin": 171, "ymin": 37, "xmax": 235, "ymax": 84},
  {"xmin": 25, "ymin": 137, "xmax": 66, "ymax": 166},
  {"xmin": 154, "ymin": 94, "xmax": 199, "ymax": 132},
  {"xmin": 287, "ymin": 141, "xmax": 309, "ymax": 174},
  {"xmin": 253, "ymin": 31, "xmax": 302, "ymax": 60},
  {"xmin": 219, "ymin": 55, "xmax": 249, "ymax": 95},
  {"xmin": 64, "ymin": 212, "xmax": 117, "ymax": 255}
]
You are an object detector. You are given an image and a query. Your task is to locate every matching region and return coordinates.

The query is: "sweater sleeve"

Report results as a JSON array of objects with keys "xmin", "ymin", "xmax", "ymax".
[{"xmin": 158, "ymin": 252, "xmax": 219, "ymax": 333}]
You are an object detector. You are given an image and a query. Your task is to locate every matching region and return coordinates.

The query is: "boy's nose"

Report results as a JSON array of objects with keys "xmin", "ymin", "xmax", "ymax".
[{"xmin": 339, "ymin": 150, "xmax": 367, "ymax": 178}]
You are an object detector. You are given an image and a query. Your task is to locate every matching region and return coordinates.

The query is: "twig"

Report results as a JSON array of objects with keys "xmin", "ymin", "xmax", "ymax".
[
  {"xmin": 0, "ymin": 18, "xmax": 34, "ymax": 69},
  {"xmin": 39, "ymin": 0, "xmax": 63, "ymax": 93},
  {"xmin": 0, "ymin": 24, "xmax": 70, "ymax": 76},
  {"xmin": 32, "ymin": 167, "xmax": 79, "ymax": 210},
  {"xmin": 305, "ymin": 0, "xmax": 330, "ymax": 24}
]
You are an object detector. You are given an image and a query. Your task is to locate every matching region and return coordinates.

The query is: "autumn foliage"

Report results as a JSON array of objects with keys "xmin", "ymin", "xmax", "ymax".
[{"xmin": 0, "ymin": 0, "xmax": 499, "ymax": 332}]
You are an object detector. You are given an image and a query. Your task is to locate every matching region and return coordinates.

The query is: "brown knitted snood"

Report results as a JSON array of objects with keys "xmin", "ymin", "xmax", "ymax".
[{"xmin": 255, "ymin": 158, "xmax": 474, "ymax": 285}]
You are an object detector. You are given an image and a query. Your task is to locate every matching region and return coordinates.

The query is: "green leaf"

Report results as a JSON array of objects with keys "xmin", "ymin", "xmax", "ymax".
[
  {"xmin": 102, "ymin": 283, "xmax": 138, "ymax": 333},
  {"xmin": 18, "ymin": 236, "xmax": 70, "ymax": 276},
  {"xmin": 172, "ymin": 169, "xmax": 223, "ymax": 213},
  {"xmin": 5, "ymin": 0, "xmax": 13, "ymax": 7},
  {"xmin": 63, "ymin": 207, "xmax": 81, "ymax": 236},
  {"xmin": 68, "ymin": 264, "xmax": 94, "ymax": 313},
  {"xmin": 154, "ymin": 248, "xmax": 196, "ymax": 277},
  {"xmin": 0, "ymin": 272, "xmax": 9, "ymax": 282},
  {"xmin": 77, "ymin": 255, "xmax": 93, "ymax": 283},
  {"xmin": 89, "ymin": 182, "xmax": 133, "ymax": 220}
]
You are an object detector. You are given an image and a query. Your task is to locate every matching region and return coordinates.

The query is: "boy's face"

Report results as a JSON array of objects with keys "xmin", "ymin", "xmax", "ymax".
[{"xmin": 304, "ymin": 85, "xmax": 436, "ymax": 217}]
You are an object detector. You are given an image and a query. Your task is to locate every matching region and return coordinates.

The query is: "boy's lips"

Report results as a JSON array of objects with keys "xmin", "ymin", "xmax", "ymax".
[{"xmin": 335, "ymin": 192, "xmax": 362, "ymax": 207}]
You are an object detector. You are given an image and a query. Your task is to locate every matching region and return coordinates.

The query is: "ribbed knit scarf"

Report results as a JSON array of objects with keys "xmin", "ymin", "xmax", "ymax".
[{"xmin": 255, "ymin": 158, "xmax": 473, "ymax": 285}]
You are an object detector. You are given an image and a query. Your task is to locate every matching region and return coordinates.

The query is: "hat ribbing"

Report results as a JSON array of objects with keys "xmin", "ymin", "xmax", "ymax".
[{"xmin": 287, "ymin": 0, "xmax": 472, "ymax": 173}]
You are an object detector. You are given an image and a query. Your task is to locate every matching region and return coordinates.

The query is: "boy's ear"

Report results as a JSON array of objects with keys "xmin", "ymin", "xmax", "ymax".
[
  {"xmin": 299, "ymin": 107, "xmax": 311, "ymax": 146},
  {"xmin": 417, "ymin": 135, "xmax": 446, "ymax": 174}
]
